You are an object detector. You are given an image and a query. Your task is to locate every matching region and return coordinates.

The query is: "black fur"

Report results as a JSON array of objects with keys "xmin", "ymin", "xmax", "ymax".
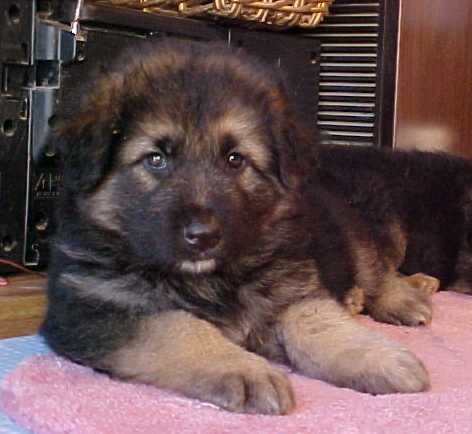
[{"xmin": 318, "ymin": 144, "xmax": 472, "ymax": 289}]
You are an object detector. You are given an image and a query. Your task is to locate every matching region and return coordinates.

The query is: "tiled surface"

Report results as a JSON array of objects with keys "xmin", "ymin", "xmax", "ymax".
[{"xmin": 0, "ymin": 336, "xmax": 50, "ymax": 433}]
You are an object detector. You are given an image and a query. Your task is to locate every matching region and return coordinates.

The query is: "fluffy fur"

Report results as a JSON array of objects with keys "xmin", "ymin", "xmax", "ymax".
[
  {"xmin": 317, "ymin": 144, "xmax": 472, "ymax": 293},
  {"xmin": 41, "ymin": 40, "xmax": 433, "ymax": 415}
]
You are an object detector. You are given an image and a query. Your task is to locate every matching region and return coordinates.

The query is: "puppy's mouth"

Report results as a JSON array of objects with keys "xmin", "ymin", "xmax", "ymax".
[{"xmin": 179, "ymin": 259, "xmax": 217, "ymax": 275}]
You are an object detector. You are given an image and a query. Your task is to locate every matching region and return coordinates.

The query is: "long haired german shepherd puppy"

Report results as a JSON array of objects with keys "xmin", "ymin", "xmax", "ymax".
[
  {"xmin": 41, "ymin": 40, "xmax": 434, "ymax": 415},
  {"xmin": 318, "ymin": 144, "xmax": 472, "ymax": 294}
]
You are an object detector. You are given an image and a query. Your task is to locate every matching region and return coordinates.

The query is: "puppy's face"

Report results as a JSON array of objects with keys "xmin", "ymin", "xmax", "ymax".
[
  {"xmin": 59, "ymin": 41, "xmax": 316, "ymax": 275},
  {"xmin": 93, "ymin": 105, "xmax": 284, "ymax": 274}
]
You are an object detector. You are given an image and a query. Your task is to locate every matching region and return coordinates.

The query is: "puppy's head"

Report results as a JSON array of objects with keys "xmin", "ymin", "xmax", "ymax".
[{"xmin": 56, "ymin": 39, "xmax": 318, "ymax": 274}]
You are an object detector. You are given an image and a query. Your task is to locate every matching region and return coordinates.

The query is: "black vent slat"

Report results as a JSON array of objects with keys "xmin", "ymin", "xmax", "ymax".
[
  {"xmin": 320, "ymin": 15, "xmax": 379, "ymax": 24},
  {"xmin": 318, "ymin": 122, "xmax": 374, "ymax": 132},
  {"xmin": 332, "ymin": 0, "xmax": 380, "ymax": 5},
  {"xmin": 318, "ymin": 101, "xmax": 375, "ymax": 113},
  {"xmin": 318, "ymin": 111, "xmax": 375, "ymax": 124},
  {"xmin": 309, "ymin": 34, "xmax": 378, "ymax": 43},
  {"xmin": 322, "ymin": 130, "xmax": 374, "ymax": 140},
  {"xmin": 312, "ymin": 25, "xmax": 379, "ymax": 35},
  {"xmin": 308, "ymin": 0, "xmax": 383, "ymax": 146},
  {"xmin": 320, "ymin": 53, "xmax": 377, "ymax": 62},
  {"xmin": 320, "ymin": 63, "xmax": 377, "ymax": 73},
  {"xmin": 320, "ymin": 82, "xmax": 376, "ymax": 93},
  {"xmin": 328, "ymin": 139, "xmax": 374, "ymax": 146},
  {"xmin": 321, "ymin": 43, "xmax": 378, "ymax": 53},
  {"xmin": 333, "ymin": 0, "xmax": 379, "ymax": 3},
  {"xmin": 319, "ymin": 95, "xmax": 376, "ymax": 104},
  {"xmin": 330, "ymin": 5, "xmax": 379, "ymax": 14},
  {"xmin": 320, "ymin": 71, "xmax": 377, "ymax": 83},
  {"xmin": 329, "ymin": 6, "xmax": 379, "ymax": 13}
]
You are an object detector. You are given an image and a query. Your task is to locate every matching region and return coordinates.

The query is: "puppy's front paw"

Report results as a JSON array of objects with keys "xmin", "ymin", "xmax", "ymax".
[
  {"xmin": 345, "ymin": 345, "xmax": 430, "ymax": 394},
  {"xmin": 404, "ymin": 273, "xmax": 440, "ymax": 295},
  {"xmin": 367, "ymin": 278, "xmax": 433, "ymax": 326},
  {"xmin": 191, "ymin": 357, "xmax": 295, "ymax": 414},
  {"xmin": 280, "ymin": 299, "xmax": 429, "ymax": 396}
]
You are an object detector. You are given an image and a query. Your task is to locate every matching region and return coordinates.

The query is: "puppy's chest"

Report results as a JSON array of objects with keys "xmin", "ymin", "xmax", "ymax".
[
  {"xmin": 217, "ymin": 261, "xmax": 323, "ymax": 360},
  {"xmin": 221, "ymin": 306, "xmax": 286, "ymax": 362},
  {"xmin": 168, "ymin": 260, "xmax": 321, "ymax": 358}
]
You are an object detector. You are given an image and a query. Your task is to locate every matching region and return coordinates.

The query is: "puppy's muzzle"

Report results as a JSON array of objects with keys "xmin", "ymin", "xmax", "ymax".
[{"xmin": 183, "ymin": 214, "xmax": 222, "ymax": 253}]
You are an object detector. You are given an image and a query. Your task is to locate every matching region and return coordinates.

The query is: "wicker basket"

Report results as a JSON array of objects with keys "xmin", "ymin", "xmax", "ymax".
[{"xmin": 90, "ymin": 0, "xmax": 333, "ymax": 28}]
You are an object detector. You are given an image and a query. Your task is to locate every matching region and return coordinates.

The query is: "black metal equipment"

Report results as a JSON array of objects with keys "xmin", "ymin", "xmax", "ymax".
[{"xmin": 0, "ymin": 0, "xmax": 319, "ymax": 271}]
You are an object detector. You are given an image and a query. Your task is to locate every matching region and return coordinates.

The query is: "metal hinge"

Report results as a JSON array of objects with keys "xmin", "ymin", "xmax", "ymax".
[
  {"xmin": 2, "ymin": 60, "xmax": 60, "ymax": 96},
  {"xmin": 1, "ymin": 1, "xmax": 78, "ymax": 96}
]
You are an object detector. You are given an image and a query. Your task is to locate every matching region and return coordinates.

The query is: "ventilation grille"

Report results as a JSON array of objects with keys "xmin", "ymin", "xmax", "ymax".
[{"xmin": 309, "ymin": 0, "xmax": 382, "ymax": 146}]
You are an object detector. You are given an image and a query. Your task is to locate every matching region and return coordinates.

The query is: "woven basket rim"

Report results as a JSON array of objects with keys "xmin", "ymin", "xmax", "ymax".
[{"xmin": 88, "ymin": 0, "xmax": 334, "ymax": 28}]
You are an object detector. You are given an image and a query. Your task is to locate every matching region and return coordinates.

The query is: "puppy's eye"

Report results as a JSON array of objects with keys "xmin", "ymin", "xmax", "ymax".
[
  {"xmin": 227, "ymin": 152, "xmax": 245, "ymax": 170},
  {"xmin": 145, "ymin": 151, "xmax": 167, "ymax": 171}
]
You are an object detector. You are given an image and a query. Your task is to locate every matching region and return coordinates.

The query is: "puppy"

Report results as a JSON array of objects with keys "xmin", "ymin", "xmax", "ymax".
[
  {"xmin": 317, "ymin": 144, "xmax": 472, "ymax": 294},
  {"xmin": 41, "ymin": 40, "xmax": 431, "ymax": 415}
]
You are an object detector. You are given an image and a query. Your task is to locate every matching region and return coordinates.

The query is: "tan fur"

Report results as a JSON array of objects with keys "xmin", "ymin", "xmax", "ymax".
[
  {"xmin": 129, "ymin": 166, "xmax": 159, "ymax": 193},
  {"xmin": 118, "ymin": 119, "xmax": 182, "ymax": 165},
  {"xmin": 56, "ymin": 243, "xmax": 106, "ymax": 265},
  {"xmin": 343, "ymin": 286, "xmax": 365, "ymax": 316},
  {"xmin": 79, "ymin": 176, "xmax": 121, "ymax": 232},
  {"xmin": 105, "ymin": 311, "xmax": 295, "ymax": 414},
  {"xmin": 386, "ymin": 220, "xmax": 408, "ymax": 269},
  {"xmin": 238, "ymin": 168, "xmax": 277, "ymax": 199},
  {"xmin": 265, "ymin": 259, "xmax": 326, "ymax": 302},
  {"xmin": 344, "ymin": 217, "xmax": 437, "ymax": 325},
  {"xmin": 366, "ymin": 273, "xmax": 435, "ymax": 326},
  {"xmin": 278, "ymin": 298, "xmax": 429, "ymax": 394},
  {"xmin": 348, "ymin": 236, "xmax": 384, "ymax": 294},
  {"xmin": 212, "ymin": 106, "xmax": 270, "ymax": 170},
  {"xmin": 221, "ymin": 258, "xmax": 326, "ymax": 358},
  {"xmin": 402, "ymin": 273, "xmax": 440, "ymax": 295},
  {"xmin": 58, "ymin": 273, "xmax": 153, "ymax": 309}
]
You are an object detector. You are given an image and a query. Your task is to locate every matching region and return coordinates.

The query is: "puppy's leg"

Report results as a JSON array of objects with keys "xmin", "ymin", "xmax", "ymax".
[
  {"xmin": 365, "ymin": 273, "xmax": 437, "ymax": 326},
  {"xmin": 279, "ymin": 298, "xmax": 429, "ymax": 394},
  {"xmin": 449, "ymin": 249, "xmax": 472, "ymax": 294},
  {"xmin": 106, "ymin": 310, "xmax": 294, "ymax": 415}
]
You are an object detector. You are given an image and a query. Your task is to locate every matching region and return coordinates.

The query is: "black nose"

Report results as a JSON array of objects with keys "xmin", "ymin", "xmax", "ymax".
[{"xmin": 183, "ymin": 215, "xmax": 222, "ymax": 252}]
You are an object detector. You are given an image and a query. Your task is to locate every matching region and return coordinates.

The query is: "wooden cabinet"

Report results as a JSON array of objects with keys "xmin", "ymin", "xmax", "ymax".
[
  {"xmin": 0, "ymin": 274, "xmax": 46, "ymax": 338},
  {"xmin": 395, "ymin": 0, "xmax": 472, "ymax": 157},
  {"xmin": 310, "ymin": 0, "xmax": 472, "ymax": 156}
]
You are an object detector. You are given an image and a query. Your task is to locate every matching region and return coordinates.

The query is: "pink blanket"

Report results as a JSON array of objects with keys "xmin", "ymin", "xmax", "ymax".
[{"xmin": 2, "ymin": 292, "xmax": 472, "ymax": 434}]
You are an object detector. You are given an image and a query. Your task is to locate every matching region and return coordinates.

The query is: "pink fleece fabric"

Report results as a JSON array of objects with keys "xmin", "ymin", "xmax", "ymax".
[{"xmin": 2, "ymin": 292, "xmax": 472, "ymax": 434}]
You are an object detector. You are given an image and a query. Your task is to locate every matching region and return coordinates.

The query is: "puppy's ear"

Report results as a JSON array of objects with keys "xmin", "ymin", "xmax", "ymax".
[
  {"xmin": 54, "ymin": 76, "xmax": 123, "ymax": 194},
  {"xmin": 54, "ymin": 119, "xmax": 120, "ymax": 195},
  {"xmin": 268, "ymin": 85, "xmax": 319, "ymax": 190}
]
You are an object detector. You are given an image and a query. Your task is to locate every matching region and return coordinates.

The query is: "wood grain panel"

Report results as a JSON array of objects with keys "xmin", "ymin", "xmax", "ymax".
[
  {"xmin": 395, "ymin": 0, "xmax": 472, "ymax": 157},
  {"xmin": 0, "ymin": 274, "xmax": 46, "ymax": 339}
]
